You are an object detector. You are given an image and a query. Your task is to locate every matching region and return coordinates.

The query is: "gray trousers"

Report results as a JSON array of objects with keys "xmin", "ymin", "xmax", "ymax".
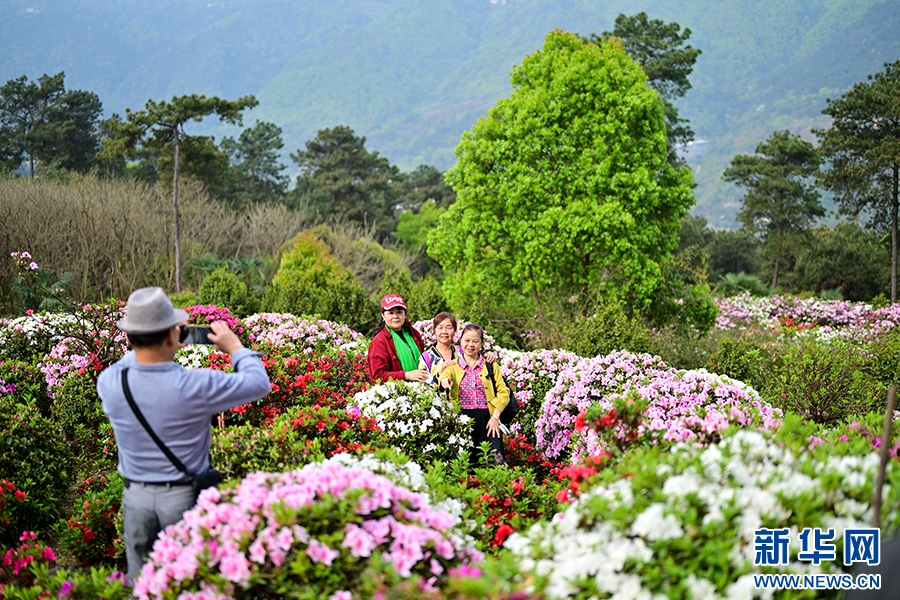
[{"xmin": 123, "ymin": 482, "xmax": 195, "ymax": 584}]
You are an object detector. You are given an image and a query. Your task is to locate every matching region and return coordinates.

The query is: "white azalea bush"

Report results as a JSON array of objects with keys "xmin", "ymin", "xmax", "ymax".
[
  {"xmin": 133, "ymin": 461, "xmax": 483, "ymax": 600},
  {"xmin": 174, "ymin": 343, "xmax": 213, "ymax": 369},
  {"xmin": 351, "ymin": 381, "xmax": 473, "ymax": 462},
  {"xmin": 505, "ymin": 419, "xmax": 900, "ymax": 599}
]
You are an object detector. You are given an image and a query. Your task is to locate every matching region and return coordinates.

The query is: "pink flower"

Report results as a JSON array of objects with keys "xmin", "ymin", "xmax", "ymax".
[{"xmin": 306, "ymin": 540, "xmax": 340, "ymax": 566}]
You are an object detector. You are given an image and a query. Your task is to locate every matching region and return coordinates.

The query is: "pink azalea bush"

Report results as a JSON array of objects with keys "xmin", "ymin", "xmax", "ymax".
[
  {"xmin": 243, "ymin": 313, "xmax": 366, "ymax": 355},
  {"xmin": 536, "ymin": 350, "xmax": 781, "ymax": 461},
  {"xmin": 133, "ymin": 462, "xmax": 482, "ymax": 600},
  {"xmin": 715, "ymin": 293, "xmax": 900, "ymax": 341},
  {"xmin": 184, "ymin": 305, "xmax": 244, "ymax": 334}
]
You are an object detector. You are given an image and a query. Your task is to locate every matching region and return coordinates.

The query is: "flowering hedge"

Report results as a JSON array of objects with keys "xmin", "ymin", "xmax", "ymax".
[
  {"xmin": 244, "ymin": 313, "xmax": 366, "ymax": 355},
  {"xmin": 715, "ymin": 293, "xmax": 900, "ymax": 343},
  {"xmin": 351, "ymin": 381, "xmax": 472, "ymax": 463},
  {"xmin": 505, "ymin": 422, "xmax": 898, "ymax": 599},
  {"xmin": 212, "ymin": 404, "xmax": 385, "ymax": 481},
  {"xmin": 536, "ymin": 351, "xmax": 781, "ymax": 461},
  {"xmin": 134, "ymin": 462, "xmax": 483, "ymax": 599}
]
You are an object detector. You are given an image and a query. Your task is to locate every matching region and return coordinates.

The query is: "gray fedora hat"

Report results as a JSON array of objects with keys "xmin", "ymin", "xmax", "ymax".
[{"xmin": 116, "ymin": 287, "xmax": 189, "ymax": 334}]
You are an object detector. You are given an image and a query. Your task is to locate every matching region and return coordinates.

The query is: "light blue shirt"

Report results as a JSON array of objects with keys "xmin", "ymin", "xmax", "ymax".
[{"xmin": 98, "ymin": 348, "xmax": 270, "ymax": 482}]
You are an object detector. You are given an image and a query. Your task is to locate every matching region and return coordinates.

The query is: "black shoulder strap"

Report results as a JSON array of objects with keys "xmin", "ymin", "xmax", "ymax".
[
  {"xmin": 121, "ymin": 367, "xmax": 192, "ymax": 477},
  {"xmin": 485, "ymin": 360, "xmax": 498, "ymax": 396}
]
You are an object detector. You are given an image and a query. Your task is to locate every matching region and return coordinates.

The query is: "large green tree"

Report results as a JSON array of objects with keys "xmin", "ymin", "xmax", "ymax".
[
  {"xmin": 0, "ymin": 72, "xmax": 102, "ymax": 177},
  {"xmin": 584, "ymin": 12, "xmax": 702, "ymax": 167},
  {"xmin": 429, "ymin": 30, "xmax": 694, "ymax": 342},
  {"xmin": 221, "ymin": 120, "xmax": 288, "ymax": 207},
  {"xmin": 290, "ymin": 125, "xmax": 399, "ymax": 238},
  {"xmin": 723, "ymin": 130, "xmax": 823, "ymax": 288},
  {"xmin": 816, "ymin": 60, "xmax": 900, "ymax": 302},
  {"xmin": 100, "ymin": 93, "xmax": 258, "ymax": 291}
]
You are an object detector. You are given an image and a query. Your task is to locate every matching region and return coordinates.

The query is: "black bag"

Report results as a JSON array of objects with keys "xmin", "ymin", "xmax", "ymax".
[
  {"xmin": 485, "ymin": 361, "xmax": 520, "ymax": 425},
  {"xmin": 122, "ymin": 368, "xmax": 222, "ymax": 499}
]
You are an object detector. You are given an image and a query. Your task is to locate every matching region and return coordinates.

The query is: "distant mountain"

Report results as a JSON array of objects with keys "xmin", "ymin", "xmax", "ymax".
[{"xmin": 2, "ymin": 0, "xmax": 898, "ymax": 226}]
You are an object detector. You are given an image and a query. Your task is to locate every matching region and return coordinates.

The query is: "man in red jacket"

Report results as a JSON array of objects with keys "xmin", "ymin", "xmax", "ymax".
[{"xmin": 367, "ymin": 294, "xmax": 428, "ymax": 384}]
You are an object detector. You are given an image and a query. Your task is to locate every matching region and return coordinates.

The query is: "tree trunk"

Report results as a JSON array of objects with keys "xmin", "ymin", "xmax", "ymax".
[
  {"xmin": 173, "ymin": 127, "xmax": 182, "ymax": 293},
  {"xmin": 892, "ymin": 164, "xmax": 899, "ymax": 304},
  {"xmin": 771, "ymin": 252, "xmax": 780, "ymax": 289},
  {"xmin": 29, "ymin": 154, "xmax": 34, "ymax": 179}
]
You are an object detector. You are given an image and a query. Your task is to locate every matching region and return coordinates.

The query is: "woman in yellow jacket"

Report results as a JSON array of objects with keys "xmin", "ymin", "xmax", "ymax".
[{"xmin": 440, "ymin": 324, "xmax": 509, "ymax": 465}]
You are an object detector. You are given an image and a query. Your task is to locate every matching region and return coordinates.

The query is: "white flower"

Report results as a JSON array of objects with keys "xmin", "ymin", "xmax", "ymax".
[
  {"xmin": 685, "ymin": 575, "xmax": 720, "ymax": 600},
  {"xmin": 631, "ymin": 503, "xmax": 683, "ymax": 541}
]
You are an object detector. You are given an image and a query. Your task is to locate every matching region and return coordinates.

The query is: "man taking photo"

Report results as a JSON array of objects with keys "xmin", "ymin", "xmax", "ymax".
[{"xmin": 97, "ymin": 286, "xmax": 271, "ymax": 583}]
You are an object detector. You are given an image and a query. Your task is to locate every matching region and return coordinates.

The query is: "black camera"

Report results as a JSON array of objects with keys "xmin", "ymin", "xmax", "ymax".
[{"xmin": 179, "ymin": 325, "xmax": 214, "ymax": 345}]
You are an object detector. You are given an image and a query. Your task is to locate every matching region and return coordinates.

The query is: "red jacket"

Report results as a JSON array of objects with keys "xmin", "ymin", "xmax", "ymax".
[{"xmin": 367, "ymin": 326, "xmax": 425, "ymax": 384}]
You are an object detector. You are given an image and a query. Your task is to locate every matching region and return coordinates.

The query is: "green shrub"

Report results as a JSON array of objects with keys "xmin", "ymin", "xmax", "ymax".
[
  {"xmin": 169, "ymin": 289, "xmax": 199, "ymax": 309},
  {"xmin": 52, "ymin": 373, "xmax": 117, "ymax": 470},
  {"xmin": 423, "ymin": 458, "xmax": 561, "ymax": 553},
  {"xmin": 0, "ymin": 397, "xmax": 74, "ymax": 543},
  {"xmin": 561, "ymin": 299, "xmax": 652, "ymax": 358},
  {"xmin": 648, "ymin": 327, "xmax": 719, "ymax": 370},
  {"xmin": 871, "ymin": 293, "xmax": 891, "ymax": 310},
  {"xmin": 866, "ymin": 328, "xmax": 900, "ymax": 384},
  {"xmin": 770, "ymin": 342, "xmax": 883, "ymax": 423},
  {"xmin": 56, "ymin": 474, "xmax": 124, "ymax": 568},
  {"xmin": 0, "ymin": 360, "xmax": 50, "ymax": 416},
  {"xmin": 211, "ymin": 404, "xmax": 385, "ymax": 482},
  {"xmin": 706, "ymin": 337, "xmax": 773, "ymax": 394},
  {"xmin": 264, "ymin": 231, "xmax": 375, "ymax": 332},
  {"xmin": 0, "ymin": 327, "xmax": 56, "ymax": 364},
  {"xmin": 379, "ymin": 269, "xmax": 450, "ymax": 324},
  {"xmin": 198, "ymin": 266, "xmax": 258, "ymax": 318}
]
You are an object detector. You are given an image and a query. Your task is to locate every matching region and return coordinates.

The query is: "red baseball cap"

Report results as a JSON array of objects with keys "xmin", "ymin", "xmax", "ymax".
[{"xmin": 381, "ymin": 294, "xmax": 407, "ymax": 311}]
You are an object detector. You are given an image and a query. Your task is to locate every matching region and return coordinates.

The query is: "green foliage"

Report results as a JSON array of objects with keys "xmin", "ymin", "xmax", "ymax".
[
  {"xmin": 706, "ymin": 229, "xmax": 762, "ymax": 280},
  {"xmin": 0, "ymin": 361, "xmax": 50, "ymax": 414},
  {"xmin": 723, "ymin": 130, "xmax": 824, "ymax": 288},
  {"xmin": 561, "ymin": 299, "xmax": 651, "ymax": 358},
  {"xmin": 648, "ymin": 327, "xmax": 719, "ymax": 371},
  {"xmin": 52, "ymin": 373, "xmax": 117, "ymax": 470},
  {"xmin": 431, "ymin": 31, "xmax": 694, "ymax": 344},
  {"xmin": 816, "ymin": 60, "xmax": 900, "ymax": 300},
  {"xmin": 0, "ymin": 397, "xmax": 74, "ymax": 543},
  {"xmin": 865, "ymin": 329, "xmax": 900, "ymax": 385},
  {"xmin": 791, "ymin": 223, "xmax": 890, "ymax": 301},
  {"xmin": 707, "ymin": 337, "xmax": 774, "ymax": 394},
  {"xmin": 715, "ymin": 272, "xmax": 771, "ymax": 297},
  {"xmin": 56, "ymin": 474, "xmax": 124, "ymax": 568},
  {"xmin": 290, "ymin": 125, "xmax": 399, "ymax": 239},
  {"xmin": 770, "ymin": 342, "xmax": 882, "ymax": 424},
  {"xmin": 424, "ymin": 460, "xmax": 561, "ymax": 553},
  {"xmin": 379, "ymin": 269, "xmax": 449, "ymax": 324},
  {"xmin": 264, "ymin": 231, "xmax": 376, "ymax": 333},
  {"xmin": 0, "ymin": 560, "xmax": 129, "ymax": 600},
  {"xmin": 0, "ymin": 72, "xmax": 103, "ymax": 177},
  {"xmin": 395, "ymin": 199, "xmax": 446, "ymax": 278},
  {"xmin": 198, "ymin": 266, "xmax": 258, "ymax": 318},
  {"xmin": 169, "ymin": 289, "xmax": 199, "ymax": 309},
  {"xmin": 588, "ymin": 11, "xmax": 702, "ymax": 166},
  {"xmin": 211, "ymin": 404, "xmax": 385, "ymax": 484},
  {"xmin": 313, "ymin": 223, "xmax": 411, "ymax": 296},
  {"xmin": 644, "ymin": 251, "xmax": 718, "ymax": 334},
  {"xmin": 220, "ymin": 120, "xmax": 288, "ymax": 208}
]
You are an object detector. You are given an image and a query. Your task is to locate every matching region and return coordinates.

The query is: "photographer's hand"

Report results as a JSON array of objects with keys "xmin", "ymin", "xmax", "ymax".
[{"xmin": 207, "ymin": 321, "xmax": 243, "ymax": 355}]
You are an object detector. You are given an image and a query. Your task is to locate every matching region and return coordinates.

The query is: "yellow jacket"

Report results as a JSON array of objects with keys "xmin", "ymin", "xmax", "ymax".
[{"xmin": 442, "ymin": 358, "xmax": 510, "ymax": 417}]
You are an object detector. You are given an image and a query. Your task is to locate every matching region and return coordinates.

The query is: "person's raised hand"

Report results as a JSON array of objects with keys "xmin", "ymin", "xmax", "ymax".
[
  {"xmin": 405, "ymin": 369, "xmax": 429, "ymax": 382},
  {"xmin": 207, "ymin": 321, "xmax": 243, "ymax": 355},
  {"xmin": 440, "ymin": 377, "xmax": 452, "ymax": 390},
  {"xmin": 484, "ymin": 351, "xmax": 497, "ymax": 363}
]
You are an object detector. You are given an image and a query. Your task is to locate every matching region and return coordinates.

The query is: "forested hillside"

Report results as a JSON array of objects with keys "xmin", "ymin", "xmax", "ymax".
[{"xmin": 1, "ymin": 0, "xmax": 898, "ymax": 224}]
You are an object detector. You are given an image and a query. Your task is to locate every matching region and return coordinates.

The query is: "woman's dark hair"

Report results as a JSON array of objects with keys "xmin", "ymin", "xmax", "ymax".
[
  {"xmin": 459, "ymin": 324, "xmax": 485, "ymax": 349},
  {"xmin": 127, "ymin": 328, "xmax": 171, "ymax": 348},
  {"xmin": 372, "ymin": 308, "xmax": 413, "ymax": 338},
  {"xmin": 432, "ymin": 312, "xmax": 458, "ymax": 333}
]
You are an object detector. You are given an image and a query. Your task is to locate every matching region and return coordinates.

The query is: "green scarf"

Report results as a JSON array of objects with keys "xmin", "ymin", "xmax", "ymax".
[{"xmin": 388, "ymin": 327, "xmax": 420, "ymax": 371}]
